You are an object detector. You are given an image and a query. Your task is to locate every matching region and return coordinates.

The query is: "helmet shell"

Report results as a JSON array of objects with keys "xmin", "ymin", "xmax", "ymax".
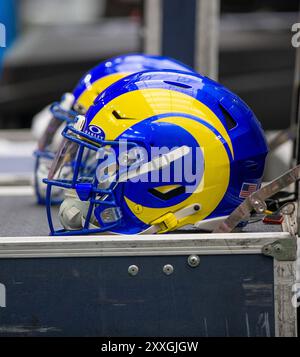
[
  {"xmin": 72, "ymin": 54, "xmax": 196, "ymax": 111},
  {"xmin": 81, "ymin": 70, "xmax": 268, "ymax": 234}
]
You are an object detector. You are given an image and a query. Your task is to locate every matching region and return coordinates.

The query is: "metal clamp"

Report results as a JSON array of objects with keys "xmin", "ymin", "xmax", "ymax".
[
  {"xmin": 262, "ymin": 238, "xmax": 297, "ymax": 261},
  {"xmin": 214, "ymin": 164, "xmax": 300, "ymax": 233}
]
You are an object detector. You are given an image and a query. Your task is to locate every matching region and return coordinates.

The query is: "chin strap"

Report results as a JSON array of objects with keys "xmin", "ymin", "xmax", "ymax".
[
  {"xmin": 79, "ymin": 203, "xmax": 201, "ymax": 234},
  {"xmin": 60, "ymin": 186, "xmax": 201, "ymax": 234},
  {"xmin": 213, "ymin": 165, "xmax": 300, "ymax": 233},
  {"xmin": 141, "ymin": 203, "xmax": 201, "ymax": 234}
]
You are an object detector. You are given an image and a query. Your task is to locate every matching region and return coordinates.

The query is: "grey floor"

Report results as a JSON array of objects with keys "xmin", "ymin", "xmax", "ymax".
[{"xmin": 0, "ymin": 195, "xmax": 58, "ymax": 237}]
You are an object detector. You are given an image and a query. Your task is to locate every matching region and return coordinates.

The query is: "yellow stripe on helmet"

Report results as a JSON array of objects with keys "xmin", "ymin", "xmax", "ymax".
[
  {"xmin": 90, "ymin": 88, "xmax": 233, "ymax": 157},
  {"xmin": 76, "ymin": 72, "xmax": 130, "ymax": 111}
]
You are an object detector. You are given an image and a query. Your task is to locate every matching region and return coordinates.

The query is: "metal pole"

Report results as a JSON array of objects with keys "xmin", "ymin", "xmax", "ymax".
[
  {"xmin": 195, "ymin": 0, "xmax": 220, "ymax": 79},
  {"xmin": 143, "ymin": 0, "xmax": 220, "ymax": 79},
  {"xmin": 292, "ymin": 48, "xmax": 300, "ymax": 166},
  {"xmin": 296, "ymin": 51, "xmax": 300, "ymax": 235},
  {"xmin": 144, "ymin": 0, "xmax": 162, "ymax": 55}
]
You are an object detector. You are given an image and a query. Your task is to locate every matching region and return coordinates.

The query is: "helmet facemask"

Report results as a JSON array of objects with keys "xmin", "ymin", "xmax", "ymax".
[
  {"xmin": 33, "ymin": 94, "xmax": 89, "ymax": 204},
  {"xmin": 44, "ymin": 120, "xmax": 141, "ymax": 235},
  {"xmin": 44, "ymin": 117, "xmax": 197, "ymax": 236}
]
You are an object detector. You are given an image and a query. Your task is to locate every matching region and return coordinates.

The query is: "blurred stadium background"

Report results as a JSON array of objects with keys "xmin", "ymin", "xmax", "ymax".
[{"xmin": 0, "ymin": 0, "xmax": 298, "ymax": 132}]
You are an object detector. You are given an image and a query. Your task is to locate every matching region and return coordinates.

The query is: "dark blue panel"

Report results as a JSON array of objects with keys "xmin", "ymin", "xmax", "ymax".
[
  {"xmin": 0, "ymin": 254, "xmax": 275, "ymax": 336},
  {"xmin": 162, "ymin": 0, "xmax": 196, "ymax": 67}
]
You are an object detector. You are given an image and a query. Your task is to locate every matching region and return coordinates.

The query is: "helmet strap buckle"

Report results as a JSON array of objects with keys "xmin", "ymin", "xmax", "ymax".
[
  {"xmin": 151, "ymin": 212, "xmax": 178, "ymax": 234},
  {"xmin": 145, "ymin": 203, "xmax": 201, "ymax": 234}
]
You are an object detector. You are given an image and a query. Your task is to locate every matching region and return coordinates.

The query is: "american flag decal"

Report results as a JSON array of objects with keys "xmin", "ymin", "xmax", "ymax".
[{"xmin": 239, "ymin": 182, "xmax": 259, "ymax": 198}]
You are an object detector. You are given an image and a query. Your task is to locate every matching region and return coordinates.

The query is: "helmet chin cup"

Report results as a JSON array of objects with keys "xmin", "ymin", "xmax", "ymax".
[{"xmin": 59, "ymin": 197, "xmax": 88, "ymax": 231}]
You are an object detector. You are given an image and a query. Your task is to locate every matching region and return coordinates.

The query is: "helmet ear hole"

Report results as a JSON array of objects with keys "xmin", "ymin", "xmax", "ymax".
[
  {"xmin": 149, "ymin": 185, "xmax": 186, "ymax": 201},
  {"xmin": 219, "ymin": 105, "xmax": 237, "ymax": 130},
  {"xmin": 112, "ymin": 110, "xmax": 136, "ymax": 120},
  {"xmin": 112, "ymin": 110, "xmax": 122, "ymax": 119},
  {"xmin": 164, "ymin": 80, "xmax": 192, "ymax": 89}
]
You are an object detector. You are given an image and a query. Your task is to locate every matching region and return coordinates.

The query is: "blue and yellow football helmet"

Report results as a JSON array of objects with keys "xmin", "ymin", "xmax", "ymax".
[
  {"xmin": 33, "ymin": 54, "xmax": 195, "ymax": 204},
  {"xmin": 44, "ymin": 70, "xmax": 268, "ymax": 236}
]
